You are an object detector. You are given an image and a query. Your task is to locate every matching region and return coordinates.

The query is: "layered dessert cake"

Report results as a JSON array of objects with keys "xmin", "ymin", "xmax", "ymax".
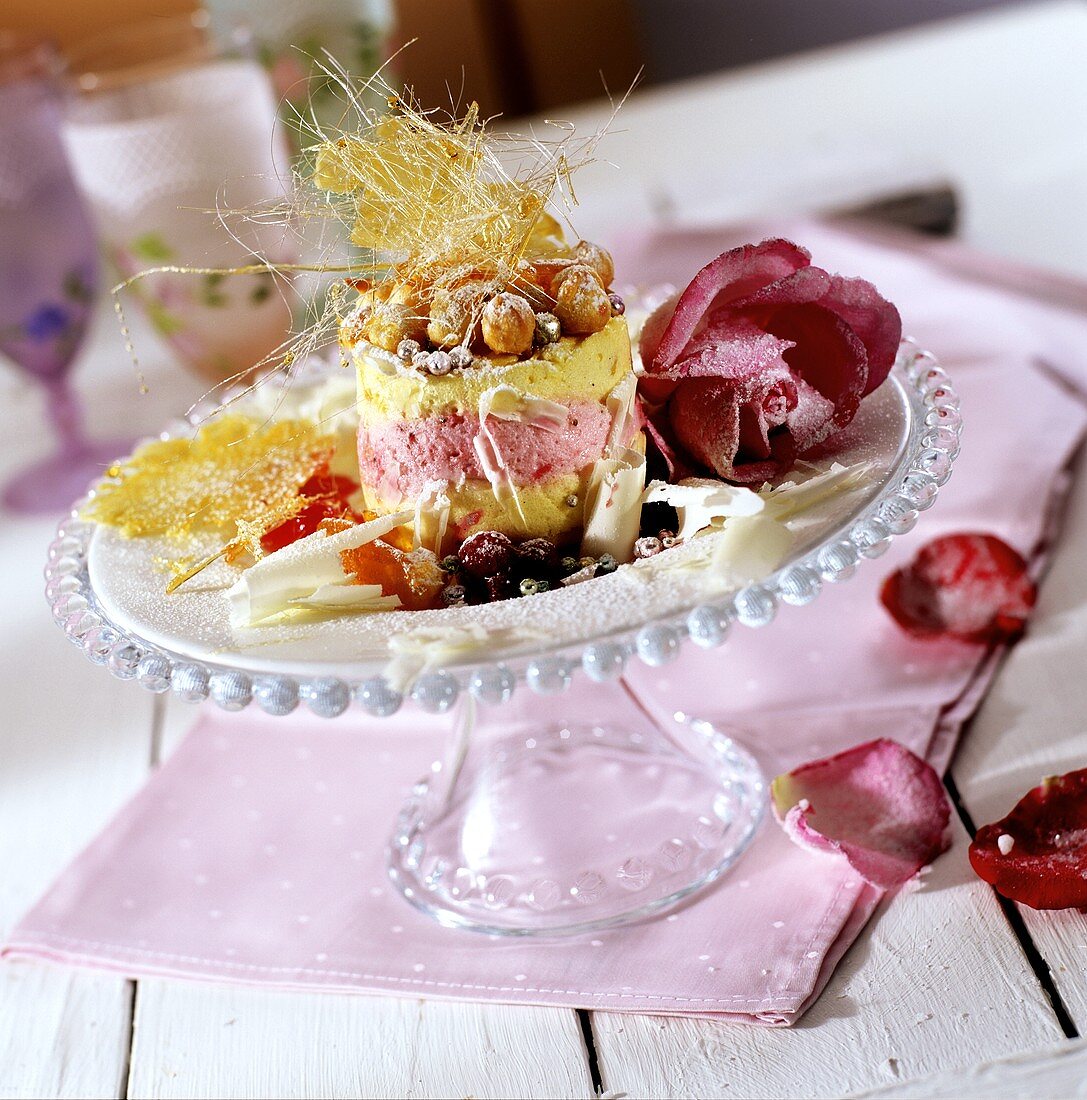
[
  {"xmin": 344, "ymin": 273, "xmax": 637, "ymax": 548},
  {"xmin": 81, "ymin": 92, "xmax": 903, "ymax": 627}
]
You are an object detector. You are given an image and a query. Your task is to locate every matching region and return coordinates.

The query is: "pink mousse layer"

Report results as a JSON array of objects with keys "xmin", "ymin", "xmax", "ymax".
[{"xmin": 358, "ymin": 401, "xmax": 617, "ymax": 498}]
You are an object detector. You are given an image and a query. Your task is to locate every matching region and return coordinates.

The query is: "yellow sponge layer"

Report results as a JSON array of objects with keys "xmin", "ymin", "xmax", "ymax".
[
  {"xmin": 363, "ymin": 474, "xmax": 586, "ymax": 549},
  {"xmin": 352, "ymin": 316, "xmax": 632, "ymax": 423}
]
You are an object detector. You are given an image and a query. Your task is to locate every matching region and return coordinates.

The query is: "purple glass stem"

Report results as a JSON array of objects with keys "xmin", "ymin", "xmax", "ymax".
[{"xmin": 44, "ymin": 377, "xmax": 92, "ymax": 459}]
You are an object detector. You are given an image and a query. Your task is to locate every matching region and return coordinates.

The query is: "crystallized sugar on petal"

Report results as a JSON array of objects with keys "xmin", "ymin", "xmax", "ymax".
[
  {"xmin": 969, "ymin": 769, "xmax": 1087, "ymax": 910},
  {"xmin": 639, "ymin": 321, "xmax": 794, "ymax": 405},
  {"xmin": 646, "ymin": 238, "xmax": 811, "ymax": 371},
  {"xmin": 823, "ymin": 275, "xmax": 902, "ymax": 395},
  {"xmin": 771, "ymin": 739, "xmax": 951, "ymax": 890},
  {"xmin": 637, "ymin": 237, "xmax": 901, "ymax": 483},
  {"xmin": 881, "ymin": 533, "xmax": 1037, "ymax": 644}
]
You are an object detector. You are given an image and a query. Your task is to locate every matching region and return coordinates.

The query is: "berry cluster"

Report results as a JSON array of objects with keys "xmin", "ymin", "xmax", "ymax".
[{"xmin": 437, "ymin": 530, "xmax": 619, "ymax": 606}]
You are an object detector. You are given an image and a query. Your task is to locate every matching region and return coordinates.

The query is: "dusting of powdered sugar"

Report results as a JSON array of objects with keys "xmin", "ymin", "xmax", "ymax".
[{"xmin": 88, "ymin": 379, "xmax": 909, "ymax": 677}]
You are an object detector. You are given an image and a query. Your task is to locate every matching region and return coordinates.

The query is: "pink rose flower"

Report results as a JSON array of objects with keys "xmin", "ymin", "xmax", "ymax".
[{"xmin": 638, "ymin": 238, "xmax": 902, "ymax": 483}]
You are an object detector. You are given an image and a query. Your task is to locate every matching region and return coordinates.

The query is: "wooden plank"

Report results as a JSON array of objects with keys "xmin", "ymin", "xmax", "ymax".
[
  {"xmin": 951, "ymin": 447, "xmax": 1087, "ymax": 1031},
  {"xmin": 0, "ymin": 444, "xmax": 147, "ymax": 1096},
  {"xmin": 127, "ymin": 981, "xmax": 593, "ymax": 1099},
  {"xmin": 858, "ymin": 1037, "xmax": 1087, "ymax": 1098},
  {"xmin": 591, "ymin": 815, "xmax": 1064, "ymax": 1100},
  {"xmin": 0, "ymin": 966, "xmax": 131, "ymax": 1100}
]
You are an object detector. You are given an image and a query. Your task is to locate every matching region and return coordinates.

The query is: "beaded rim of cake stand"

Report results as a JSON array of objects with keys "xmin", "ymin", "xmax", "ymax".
[{"xmin": 44, "ymin": 340, "xmax": 959, "ymax": 720}]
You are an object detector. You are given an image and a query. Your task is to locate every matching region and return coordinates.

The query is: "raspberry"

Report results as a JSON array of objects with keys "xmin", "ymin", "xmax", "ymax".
[
  {"xmin": 880, "ymin": 533, "xmax": 1035, "ymax": 643},
  {"xmin": 458, "ymin": 530, "xmax": 514, "ymax": 579}
]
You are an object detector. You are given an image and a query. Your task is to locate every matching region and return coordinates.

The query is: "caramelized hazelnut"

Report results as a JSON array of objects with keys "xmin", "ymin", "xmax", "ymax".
[
  {"xmin": 481, "ymin": 293, "xmax": 535, "ymax": 355},
  {"xmin": 573, "ymin": 240, "xmax": 615, "ymax": 288},
  {"xmin": 530, "ymin": 257, "xmax": 575, "ymax": 294},
  {"xmin": 553, "ymin": 267, "xmax": 611, "ymax": 334},
  {"xmin": 366, "ymin": 302, "xmax": 427, "ymax": 352},
  {"xmin": 427, "ymin": 283, "xmax": 485, "ymax": 348}
]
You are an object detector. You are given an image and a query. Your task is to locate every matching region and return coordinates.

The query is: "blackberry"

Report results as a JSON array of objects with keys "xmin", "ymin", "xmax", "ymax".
[{"xmin": 516, "ymin": 537, "xmax": 558, "ymax": 570}]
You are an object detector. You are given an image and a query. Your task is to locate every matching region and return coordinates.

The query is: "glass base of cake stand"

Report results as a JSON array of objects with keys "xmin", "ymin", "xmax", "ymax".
[{"xmin": 386, "ymin": 679, "xmax": 765, "ymax": 936}]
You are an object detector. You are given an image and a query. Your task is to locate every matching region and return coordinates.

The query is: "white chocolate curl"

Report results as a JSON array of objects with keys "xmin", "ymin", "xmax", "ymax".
[
  {"xmin": 603, "ymin": 372, "xmax": 638, "ymax": 458},
  {"xmin": 641, "ymin": 477, "xmax": 764, "ymax": 541},
  {"xmin": 383, "ymin": 623, "xmax": 542, "ymax": 692},
  {"xmin": 581, "ymin": 446, "xmax": 647, "ymax": 563},
  {"xmin": 709, "ymin": 513, "xmax": 794, "ymax": 589},
  {"xmin": 227, "ymin": 510, "xmax": 412, "ymax": 628},
  {"xmin": 413, "ymin": 480, "xmax": 452, "ymax": 555}
]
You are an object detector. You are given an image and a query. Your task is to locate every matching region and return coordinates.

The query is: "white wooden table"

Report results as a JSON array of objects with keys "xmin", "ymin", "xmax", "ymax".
[{"xmin": 4, "ymin": 4, "xmax": 1087, "ymax": 1096}]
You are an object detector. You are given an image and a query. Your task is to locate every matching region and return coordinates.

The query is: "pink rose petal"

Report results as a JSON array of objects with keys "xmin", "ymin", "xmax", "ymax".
[
  {"xmin": 771, "ymin": 738, "xmax": 951, "ymax": 890},
  {"xmin": 644, "ymin": 238, "xmax": 810, "ymax": 371}
]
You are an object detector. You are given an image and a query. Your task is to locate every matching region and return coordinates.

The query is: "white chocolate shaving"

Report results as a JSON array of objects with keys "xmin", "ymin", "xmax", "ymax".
[
  {"xmin": 603, "ymin": 372, "xmax": 638, "ymax": 458},
  {"xmin": 709, "ymin": 513, "xmax": 794, "ymax": 590},
  {"xmin": 997, "ymin": 833, "xmax": 1015, "ymax": 855},
  {"xmin": 412, "ymin": 480, "xmax": 452, "ymax": 554},
  {"xmin": 479, "ymin": 384, "xmax": 569, "ymax": 429},
  {"xmin": 384, "ymin": 623, "xmax": 543, "ymax": 692},
  {"xmin": 760, "ymin": 461, "xmax": 872, "ymax": 521},
  {"xmin": 580, "ymin": 446, "xmax": 647, "ymax": 563},
  {"xmin": 642, "ymin": 477, "xmax": 764, "ymax": 541},
  {"xmin": 226, "ymin": 510, "xmax": 411, "ymax": 627},
  {"xmin": 290, "ymin": 584, "xmax": 401, "ymax": 612}
]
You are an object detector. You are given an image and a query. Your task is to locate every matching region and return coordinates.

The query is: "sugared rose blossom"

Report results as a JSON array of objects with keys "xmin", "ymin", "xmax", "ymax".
[{"xmin": 638, "ymin": 238, "xmax": 901, "ymax": 483}]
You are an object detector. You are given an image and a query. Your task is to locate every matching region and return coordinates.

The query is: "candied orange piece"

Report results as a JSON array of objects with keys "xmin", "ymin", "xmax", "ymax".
[
  {"xmin": 340, "ymin": 541, "xmax": 444, "ymax": 610},
  {"xmin": 381, "ymin": 524, "xmax": 416, "ymax": 553}
]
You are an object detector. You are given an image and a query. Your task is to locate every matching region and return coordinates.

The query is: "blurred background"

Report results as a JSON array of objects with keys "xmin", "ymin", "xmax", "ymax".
[{"xmin": 0, "ymin": 0, "xmax": 1084, "ymax": 513}]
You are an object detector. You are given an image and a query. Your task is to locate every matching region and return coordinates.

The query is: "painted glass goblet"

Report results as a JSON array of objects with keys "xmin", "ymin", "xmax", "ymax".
[
  {"xmin": 0, "ymin": 35, "xmax": 128, "ymax": 514},
  {"xmin": 63, "ymin": 20, "xmax": 297, "ymax": 386}
]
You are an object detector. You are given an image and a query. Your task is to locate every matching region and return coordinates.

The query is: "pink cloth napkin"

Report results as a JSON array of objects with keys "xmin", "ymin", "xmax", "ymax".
[{"xmin": 7, "ymin": 223, "xmax": 1087, "ymax": 1024}]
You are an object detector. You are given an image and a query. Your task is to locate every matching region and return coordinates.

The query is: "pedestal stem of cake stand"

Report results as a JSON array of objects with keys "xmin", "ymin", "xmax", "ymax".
[{"xmin": 386, "ymin": 675, "xmax": 767, "ymax": 936}]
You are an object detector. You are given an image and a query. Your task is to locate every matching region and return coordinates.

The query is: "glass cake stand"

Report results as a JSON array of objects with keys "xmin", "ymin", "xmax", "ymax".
[{"xmin": 43, "ymin": 342, "xmax": 960, "ymax": 936}]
